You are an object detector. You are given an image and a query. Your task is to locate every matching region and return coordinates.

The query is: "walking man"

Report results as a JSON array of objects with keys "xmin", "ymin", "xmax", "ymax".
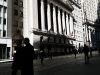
[
  {"xmin": 40, "ymin": 44, "xmax": 45, "ymax": 63},
  {"xmin": 11, "ymin": 39, "xmax": 24, "ymax": 75},
  {"xmin": 83, "ymin": 44, "xmax": 89, "ymax": 64},
  {"xmin": 73, "ymin": 46, "xmax": 77, "ymax": 58},
  {"xmin": 23, "ymin": 38, "xmax": 34, "ymax": 75}
]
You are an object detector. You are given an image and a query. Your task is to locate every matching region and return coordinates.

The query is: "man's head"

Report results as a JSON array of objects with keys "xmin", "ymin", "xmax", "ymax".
[{"xmin": 24, "ymin": 38, "xmax": 30, "ymax": 45}]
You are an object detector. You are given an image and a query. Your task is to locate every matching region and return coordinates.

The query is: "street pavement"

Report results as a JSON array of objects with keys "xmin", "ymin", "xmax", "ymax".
[{"xmin": 0, "ymin": 51, "xmax": 100, "ymax": 75}]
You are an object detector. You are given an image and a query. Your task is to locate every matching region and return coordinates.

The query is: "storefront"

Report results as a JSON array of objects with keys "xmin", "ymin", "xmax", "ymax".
[
  {"xmin": 0, "ymin": 38, "xmax": 12, "ymax": 60},
  {"xmin": 0, "ymin": 44, "xmax": 10, "ymax": 59},
  {"xmin": 33, "ymin": 29, "xmax": 75, "ymax": 56}
]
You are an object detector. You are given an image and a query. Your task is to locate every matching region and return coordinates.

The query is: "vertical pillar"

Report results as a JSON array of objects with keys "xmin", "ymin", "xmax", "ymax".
[
  {"xmin": 66, "ymin": 14, "xmax": 69, "ymax": 35},
  {"xmin": 62, "ymin": 11, "xmax": 66, "ymax": 35},
  {"xmin": 58, "ymin": 9, "xmax": 62, "ymax": 34},
  {"xmin": 47, "ymin": 3, "xmax": 51, "ymax": 30},
  {"xmin": 53, "ymin": 6, "xmax": 57, "ymax": 33},
  {"xmin": 41, "ymin": 1, "xmax": 45, "ymax": 31}
]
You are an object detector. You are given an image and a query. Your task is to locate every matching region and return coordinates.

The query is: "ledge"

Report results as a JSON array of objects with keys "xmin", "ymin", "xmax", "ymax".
[
  {"xmin": 69, "ymin": 0, "xmax": 81, "ymax": 9},
  {"xmin": 49, "ymin": 0, "xmax": 74, "ymax": 11}
]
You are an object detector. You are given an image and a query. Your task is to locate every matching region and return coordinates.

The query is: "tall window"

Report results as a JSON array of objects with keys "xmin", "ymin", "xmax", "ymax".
[
  {"xmin": 0, "ymin": 30, "xmax": 1, "ymax": 37},
  {"xmin": 50, "ymin": 3, "xmax": 53, "ymax": 31},
  {"xmin": 68, "ymin": 14, "xmax": 70, "ymax": 34},
  {"xmin": 3, "ymin": 30, "xmax": 6, "ymax": 37},
  {"xmin": 44, "ymin": 0, "xmax": 48, "ymax": 30},
  {"xmin": 14, "ymin": 9, "xmax": 18, "ymax": 16},
  {"xmin": 19, "ymin": 11, "xmax": 23, "ymax": 17},
  {"xmin": 0, "ymin": 17, "xmax": 1, "ymax": 24},
  {"xmin": 3, "ymin": 18, "xmax": 6, "ymax": 24},
  {"xmin": 64, "ymin": 12, "xmax": 67, "ymax": 35},
  {"xmin": 21, "ymin": 22, "xmax": 23, "ymax": 28},
  {"xmin": 4, "ymin": 7, "xmax": 7, "ymax": 13},
  {"xmin": 60, "ymin": 9, "xmax": 63, "ymax": 34},
  {"xmin": 14, "ymin": 0, "xmax": 18, "ymax": 5},
  {"xmin": 55, "ymin": 6, "xmax": 59, "ymax": 33},
  {"xmin": 38, "ymin": 0, "xmax": 41, "ymax": 29},
  {"xmin": 14, "ymin": 20, "xmax": 18, "ymax": 27},
  {"xmin": 19, "ymin": 1, "xmax": 23, "ymax": 7}
]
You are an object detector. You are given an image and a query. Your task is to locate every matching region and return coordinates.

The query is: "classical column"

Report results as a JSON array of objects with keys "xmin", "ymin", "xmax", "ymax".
[
  {"xmin": 47, "ymin": 3, "xmax": 51, "ymax": 30},
  {"xmin": 58, "ymin": 9, "xmax": 62, "ymax": 34},
  {"xmin": 62, "ymin": 11, "xmax": 66, "ymax": 35},
  {"xmin": 41, "ymin": 1, "xmax": 45, "ymax": 31},
  {"xmin": 66, "ymin": 14, "xmax": 69, "ymax": 35},
  {"xmin": 53, "ymin": 6, "xmax": 57, "ymax": 33}
]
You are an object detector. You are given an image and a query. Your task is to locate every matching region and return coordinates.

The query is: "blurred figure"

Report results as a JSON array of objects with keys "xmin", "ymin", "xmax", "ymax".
[
  {"xmin": 73, "ymin": 46, "xmax": 77, "ymax": 58},
  {"xmin": 90, "ymin": 47, "xmax": 93, "ymax": 57},
  {"xmin": 23, "ymin": 38, "xmax": 34, "ymax": 75},
  {"xmin": 47, "ymin": 44, "xmax": 52, "ymax": 59},
  {"xmin": 83, "ymin": 44, "xmax": 89, "ymax": 64},
  {"xmin": 78, "ymin": 47, "xmax": 82, "ymax": 54},
  {"xmin": 39, "ymin": 44, "xmax": 45, "ymax": 63},
  {"xmin": 11, "ymin": 39, "xmax": 24, "ymax": 75}
]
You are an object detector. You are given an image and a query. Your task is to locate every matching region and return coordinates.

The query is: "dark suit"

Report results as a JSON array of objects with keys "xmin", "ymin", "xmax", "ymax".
[
  {"xmin": 12, "ymin": 46, "xmax": 24, "ymax": 75},
  {"xmin": 22, "ymin": 43, "xmax": 34, "ymax": 75}
]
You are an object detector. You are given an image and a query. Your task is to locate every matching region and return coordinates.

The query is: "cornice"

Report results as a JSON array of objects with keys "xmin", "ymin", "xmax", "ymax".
[
  {"xmin": 69, "ymin": 0, "xmax": 81, "ymax": 9},
  {"xmin": 48, "ymin": 0, "xmax": 74, "ymax": 11}
]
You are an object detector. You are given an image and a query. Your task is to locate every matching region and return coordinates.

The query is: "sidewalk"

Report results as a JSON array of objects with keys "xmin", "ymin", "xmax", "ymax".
[
  {"xmin": 33, "ymin": 51, "xmax": 99, "ymax": 72},
  {"xmin": 0, "ymin": 59, "xmax": 12, "ymax": 63}
]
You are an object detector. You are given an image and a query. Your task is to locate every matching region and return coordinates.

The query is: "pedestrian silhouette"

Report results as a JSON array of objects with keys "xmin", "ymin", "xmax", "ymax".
[
  {"xmin": 47, "ymin": 44, "xmax": 52, "ymax": 59},
  {"xmin": 83, "ymin": 44, "xmax": 89, "ymax": 64},
  {"xmin": 11, "ymin": 39, "xmax": 24, "ymax": 75},
  {"xmin": 40, "ymin": 44, "xmax": 45, "ymax": 63},
  {"xmin": 22, "ymin": 38, "xmax": 34, "ymax": 75},
  {"xmin": 90, "ymin": 47, "xmax": 93, "ymax": 57},
  {"xmin": 73, "ymin": 46, "xmax": 77, "ymax": 58},
  {"xmin": 78, "ymin": 47, "xmax": 82, "ymax": 54}
]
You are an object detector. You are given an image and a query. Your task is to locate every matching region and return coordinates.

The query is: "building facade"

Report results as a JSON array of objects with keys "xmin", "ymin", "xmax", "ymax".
[
  {"xmin": 12, "ymin": 0, "xmax": 23, "ymax": 40},
  {"xmin": 23, "ymin": 0, "xmax": 75, "ymax": 55},
  {"xmin": 95, "ymin": 0, "xmax": 100, "ymax": 49},
  {"xmin": 0, "ymin": 0, "xmax": 12, "ymax": 60},
  {"xmin": 82, "ymin": 0, "xmax": 98, "ymax": 48},
  {"xmin": 70, "ymin": 0, "xmax": 84, "ymax": 49},
  {"xmin": 0, "ymin": 0, "xmax": 24, "ymax": 60}
]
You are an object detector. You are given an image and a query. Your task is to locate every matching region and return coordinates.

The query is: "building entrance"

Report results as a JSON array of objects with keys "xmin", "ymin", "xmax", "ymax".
[{"xmin": 0, "ymin": 44, "xmax": 10, "ymax": 59}]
